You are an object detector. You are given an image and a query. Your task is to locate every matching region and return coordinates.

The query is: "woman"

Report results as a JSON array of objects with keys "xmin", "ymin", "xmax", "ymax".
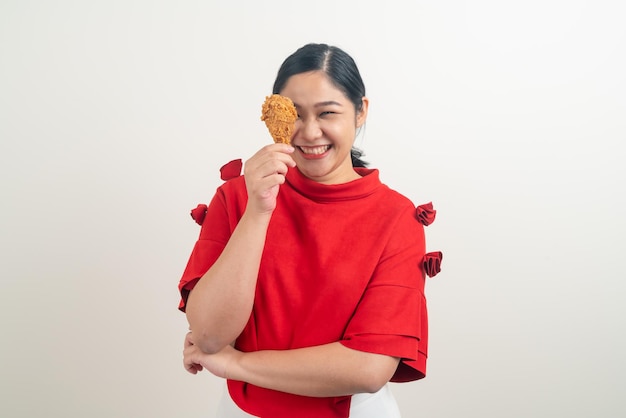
[{"xmin": 178, "ymin": 43, "xmax": 436, "ymax": 417}]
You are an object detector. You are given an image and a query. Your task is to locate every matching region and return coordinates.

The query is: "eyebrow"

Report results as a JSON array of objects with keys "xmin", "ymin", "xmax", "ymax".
[
  {"xmin": 294, "ymin": 100, "xmax": 343, "ymax": 108},
  {"xmin": 315, "ymin": 101, "xmax": 342, "ymax": 107}
]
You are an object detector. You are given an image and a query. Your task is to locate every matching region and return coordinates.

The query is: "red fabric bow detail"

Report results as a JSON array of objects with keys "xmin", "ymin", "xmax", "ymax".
[
  {"xmin": 423, "ymin": 251, "xmax": 443, "ymax": 278},
  {"xmin": 190, "ymin": 204, "xmax": 208, "ymax": 225},
  {"xmin": 220, "ymin": 159, "xmax": 243, "ymax": 181},
  {"xmin": 415, "ymin": 202, "xmax": 436, "ymax": 226}
]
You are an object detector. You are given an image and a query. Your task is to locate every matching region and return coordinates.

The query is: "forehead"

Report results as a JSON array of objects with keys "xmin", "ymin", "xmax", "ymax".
[{"xmin": 280, "ymin": 71, "xmax": 349, "ymax": 105}]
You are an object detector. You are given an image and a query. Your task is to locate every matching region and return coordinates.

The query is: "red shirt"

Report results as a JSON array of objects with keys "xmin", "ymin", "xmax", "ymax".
[{"xmin": 179, "ymin": 167, "xmax": 428, "ymax": 418}]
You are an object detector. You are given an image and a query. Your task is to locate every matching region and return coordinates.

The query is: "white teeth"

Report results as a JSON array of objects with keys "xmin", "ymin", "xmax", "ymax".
[{"xmin": 300, "ymin": 145, "xmax": 330, "ymax": 155}]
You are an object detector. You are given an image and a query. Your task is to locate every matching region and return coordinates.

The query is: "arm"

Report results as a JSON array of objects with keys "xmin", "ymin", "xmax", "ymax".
[
  {"xmin": 185, "ymin": 144, "xmax": 296, "ymax": 354},
  {"xmin": 232, "ymin": 343, "xmax": 400, "ymax": 396},
  {"xmin": 183, "ymin": 333, "xmax": 400, "ymax": 397}
]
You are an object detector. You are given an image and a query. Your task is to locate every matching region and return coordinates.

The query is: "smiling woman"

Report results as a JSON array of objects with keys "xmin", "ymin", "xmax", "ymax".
[
  {"xmin": 177, "ymin": 43, "xmax": 441, "ymax": 418},
  {"xmin": 280, "ymin": 70, "xmax": 367, "ymax": 184},
  {"xmin": 273, "ymin": 43, "xmax": 370, "ymax": 171}
]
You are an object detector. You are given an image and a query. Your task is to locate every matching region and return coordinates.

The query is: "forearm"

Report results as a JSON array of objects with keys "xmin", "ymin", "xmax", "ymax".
[
  {"xmin": 186, "ymin": 211, "xmax": 271, "ymax": 353},
  {"xmin": 227, "ymin": 342, "xmax": 400, "ymax": 397}
]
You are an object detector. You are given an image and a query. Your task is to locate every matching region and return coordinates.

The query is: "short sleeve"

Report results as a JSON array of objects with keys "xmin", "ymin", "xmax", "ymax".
[
  {"xmin": 340, "ymin": 204, "xmax": 428, "ymax": 381},
  {"xmin": 177, "ymin": 189, "xmax": 232, "ymax": 312}
]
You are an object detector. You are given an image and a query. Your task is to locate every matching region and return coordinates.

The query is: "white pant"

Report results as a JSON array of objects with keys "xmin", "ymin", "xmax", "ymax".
[{"xmin": 215, "ymin": 383, "xmax": 402, "ymax": 417}]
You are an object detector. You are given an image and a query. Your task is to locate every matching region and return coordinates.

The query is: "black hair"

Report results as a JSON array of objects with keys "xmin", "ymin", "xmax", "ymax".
[{"xmin": 272, "ymin": 43, "xmax": 368, "ymax": 167}]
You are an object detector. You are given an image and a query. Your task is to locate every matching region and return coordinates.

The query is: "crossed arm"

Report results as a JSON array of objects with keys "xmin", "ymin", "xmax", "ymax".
[
  {"xmin": 182, "ymin": 205, "xmax": 400, "ymax": 397},
  {"xmin": 183, "ymin": 332, "xmax": 400, "ymax": 397},
  {"xmin": 182, "ymin": 144, "xmax": 399, "ymax": 397}
]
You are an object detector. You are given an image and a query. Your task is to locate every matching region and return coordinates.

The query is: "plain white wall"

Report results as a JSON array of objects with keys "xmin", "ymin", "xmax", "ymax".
[{"xmin": 1, "ymin": 1, "xmax": 625, "ymax": 417}]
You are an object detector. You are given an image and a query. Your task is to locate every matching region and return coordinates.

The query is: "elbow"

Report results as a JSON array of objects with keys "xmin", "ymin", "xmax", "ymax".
[
  {"xmin": 187, "ymin": 319, "xmax": 231, "ymax": 354},
  {"xmin": 196, "ymin": 340, "xmax": 221, "ymax": 355},
  {"xmin": 186, "ymin": 315, "xmax": 231, "ymax": 354},
  {"xmin": 360, "ymin": 375, "xmax": 391, "ymax": 394},
  {"xmin": 187, "ymin": 325, "xmax": 238, "ymax": 354},
  {"xmin": 358, "ymin": 357, "xmax": 400, "ymax": 394},
  {"xmin": 193, "ymin": 332, "xmax": 231, "ymax": 355}
]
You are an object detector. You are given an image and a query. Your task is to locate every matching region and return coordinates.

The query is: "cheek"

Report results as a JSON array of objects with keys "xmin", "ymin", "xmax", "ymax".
[{"xmin": 324, "ymin": 120, "xmax": 356, "ymax": 142}]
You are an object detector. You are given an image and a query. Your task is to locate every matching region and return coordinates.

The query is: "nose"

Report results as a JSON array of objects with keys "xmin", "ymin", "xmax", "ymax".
[{"xmin": 296, "ymin": 117, "xmax": 322, "ymax": 142}]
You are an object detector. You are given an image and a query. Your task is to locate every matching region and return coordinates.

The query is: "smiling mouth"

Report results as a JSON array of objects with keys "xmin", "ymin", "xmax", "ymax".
[{"xmin": 298, "ymin": 145, "xmax": 331, "ymax": 155}]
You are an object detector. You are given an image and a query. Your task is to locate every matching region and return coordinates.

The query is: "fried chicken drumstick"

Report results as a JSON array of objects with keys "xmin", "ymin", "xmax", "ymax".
[{"xmin": 260, "ymin": 94, "xmax": 297, "ymax": 145}]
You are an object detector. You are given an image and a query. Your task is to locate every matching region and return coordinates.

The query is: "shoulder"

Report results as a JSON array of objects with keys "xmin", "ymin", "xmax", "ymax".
[
  {"xmin": 213, "ymin": 176, "xmax": 248, "ymax": 214},
  {"xmin": 356, "ymin": 168, "xmax": 416, "ymax": 207},
  {"xmin": 369, "ymin": 176, "xmax": 425, "ymax": 238},
  {"xmin": 218, "ymin": 174, "xmax": 246, "ymax": 193},
  {"xmin": 213, "ymin": 158, "xmax": 247, "ymax": 197},
  {"xmin": 375, "ymin": 183, "xmax": 419, "ymax": 220}
]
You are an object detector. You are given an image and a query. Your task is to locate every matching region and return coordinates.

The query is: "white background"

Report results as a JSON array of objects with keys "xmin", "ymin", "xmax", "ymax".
[{"xmin": 1, "ymin": 1, "xmax": 625, "ymax": 417}]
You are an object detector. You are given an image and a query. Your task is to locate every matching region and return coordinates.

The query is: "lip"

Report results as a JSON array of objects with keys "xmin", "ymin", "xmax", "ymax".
[{"xmin": 296, "ymin": 145, "xmax": 332, "ymax": 160}]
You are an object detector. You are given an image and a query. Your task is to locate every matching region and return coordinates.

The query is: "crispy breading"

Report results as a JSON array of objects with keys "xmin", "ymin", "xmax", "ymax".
[{"xmin": 260, "ymin": 94, "xmax": 297, "ymax": 144}]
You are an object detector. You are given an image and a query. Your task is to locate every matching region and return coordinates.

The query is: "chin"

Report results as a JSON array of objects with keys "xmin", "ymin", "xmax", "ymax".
[{"xmin": 298, "ymin": 166, "xmax": 331, "ymax": 180}]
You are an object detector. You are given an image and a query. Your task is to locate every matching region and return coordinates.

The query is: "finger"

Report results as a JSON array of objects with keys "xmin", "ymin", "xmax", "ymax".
[
  {"xmin": 245, "ymin": 164, "xmax": 290, "ymax": 199},
  {"xmin": 184, "ymin": 362, "xmax": 202, "ymax": 374},
  {"xmin": 183, "ymin": 351, "xmax": 203, "ymax": 374},
  {"xmin": 246, "ymin": 157, "xmax": 293, "ymax": 179},
  {"xmin": 183, "ymin": 356, "xmax": 195, "ymax": 374},
  {"xmin": 258, "ymin": 158, "xmax": 292, "ymax": 178},
  {"xmin": 246, "ymin": 145, "xmax": 296, "ymax": 173},
  {"xmin": 184, "ymin": 331, "xmax": 194, "ymax": 348},
  {"xmin": 189, "ymin": 362, "xmax": 203, "ymax": 373},
  {"xmin": 260, "ymin": 142, "xmax": 295, "ymax": 154}
]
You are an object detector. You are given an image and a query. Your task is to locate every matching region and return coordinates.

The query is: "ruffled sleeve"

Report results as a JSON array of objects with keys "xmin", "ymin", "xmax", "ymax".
[
  {"xmin": 340, "ymin": 202, "xmax": 428, "ymax": 381},
  {"xmin": 178, "ymin": 190, "xmax": 232, "ymax": 312},
  {"xmin": 178, "ymin": 160, "xmax": 245, "ymax": 311}
]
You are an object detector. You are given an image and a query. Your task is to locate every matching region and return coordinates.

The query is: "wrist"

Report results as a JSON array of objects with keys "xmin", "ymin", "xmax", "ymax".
[
  {"xmin": 241, "ymin": 209, "xmax": 273, "ymax": 227},
  {"xmin": 224, "ymin": 349, "xmax": 244, "ymax": 381}
]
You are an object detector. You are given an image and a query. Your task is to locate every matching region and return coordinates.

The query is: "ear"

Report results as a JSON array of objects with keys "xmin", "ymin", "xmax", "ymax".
[{"xmin": 356, "ymin": 96, "xmax": 369, "ymax": 128}]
